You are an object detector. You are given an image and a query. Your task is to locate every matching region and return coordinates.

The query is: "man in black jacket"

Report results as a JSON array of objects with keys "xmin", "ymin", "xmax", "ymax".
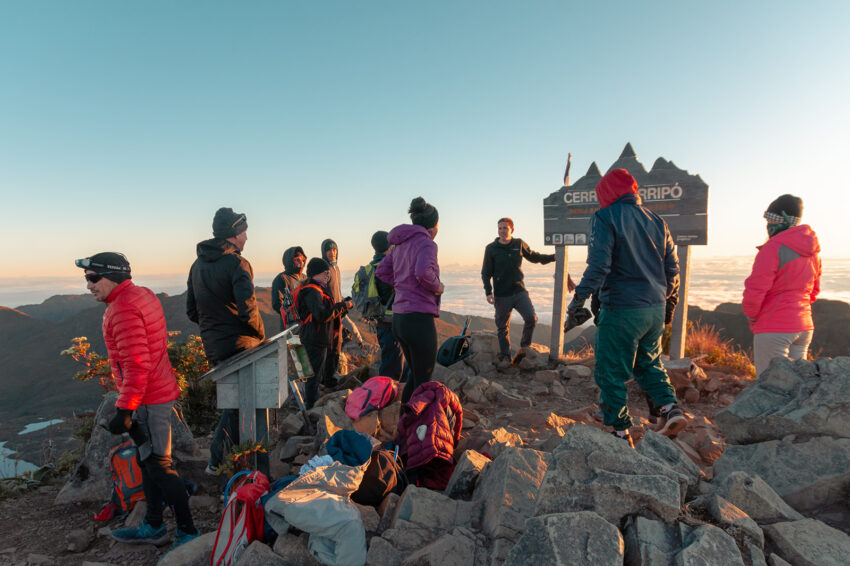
[
  {"xmin": 271, "ymin": 246, "xmax": 306, "ymax": 332},
  {"xmin": 186, "ymin": 207, "xmax": 265, "ymax": 473},
  {"xmin": 482, "ymin": 218, "xmax": 562, "ymax": 365}
]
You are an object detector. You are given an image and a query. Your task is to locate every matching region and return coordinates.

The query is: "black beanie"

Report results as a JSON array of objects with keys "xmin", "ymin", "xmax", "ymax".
[
  {"xmin": 371, "ymin": 231, "xmax": 389, "ymax": 253},
  {"xmin": 766, "ymin": 194, "xmax": 803, "ymax": 219},
  {"xmin": 213, "ymin": 207, "xmax": 248, "ymax": 239},
  {"xmin": 306, "ymin": 257, "xmax": 330, "ymax": 278},
  {"xmin": 409, "ymin": 197, "xmax": 439, "ymax": 229},
  {"xmin": 76, "ymin": 252, "xmax": 132, "ymax": 283}
]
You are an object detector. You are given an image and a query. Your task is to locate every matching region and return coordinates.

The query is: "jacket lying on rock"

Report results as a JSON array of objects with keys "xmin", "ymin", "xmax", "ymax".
[
  {"xmin": 264, "ymin": 430, "xmax": 374, "ymax": 566},
  {"xmin": 395, "ymin": 381, "xmax": 463, "ymax": 472}
]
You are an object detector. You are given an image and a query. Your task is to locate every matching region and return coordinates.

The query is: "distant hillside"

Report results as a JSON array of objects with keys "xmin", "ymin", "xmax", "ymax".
[{"xmin": 16, "ymin": 294, "xmax": 98, "ymax": 323}]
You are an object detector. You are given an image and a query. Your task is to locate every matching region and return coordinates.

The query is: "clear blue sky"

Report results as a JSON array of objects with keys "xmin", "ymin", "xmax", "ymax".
[{"xmin": 2, "ymin": 1, "xmax": 848, "ymax": 286}]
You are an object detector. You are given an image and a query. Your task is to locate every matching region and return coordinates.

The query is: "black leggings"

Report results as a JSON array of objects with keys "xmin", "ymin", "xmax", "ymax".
[
  {"xmin": 141, "ymin": 453, "xmax": 194, "ymax": 532},
  {"xmin": 393, "ymin": 312, "xmax": 438, "ymax": 403}
]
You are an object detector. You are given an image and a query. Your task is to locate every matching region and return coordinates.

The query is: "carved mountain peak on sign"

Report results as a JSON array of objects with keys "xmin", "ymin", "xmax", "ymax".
[
  {"xmin": 606, "ymin": 142, "xmax": 647, "ymax": 175},
  {"xmin": 585, "ymin": 161, "xmax": 601, "ymax": 177}
]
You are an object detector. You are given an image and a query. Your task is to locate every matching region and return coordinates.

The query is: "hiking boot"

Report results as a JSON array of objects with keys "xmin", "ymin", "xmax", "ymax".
[
  {"xmin": 611, "ymin": 430, "xmax": 635, "ymax": 448},
  {"xmin": 110, "ymin": 518, "xmax": 169, "ymax": 546},
  {"xmin": 495, "ymin": 355, "xmax": 511, "ymax": 370},
  {"xmin": 169, "ymin": 527, "xmax": 201, "ymax": 551},
  {"xmin": 656, "ymin": 404, "xmax": 689, "ymax": 438},
  {"xmin": 511, "ymin": 347, "xmax": 528, "ymax": 367},
  {"xmin": 204, "ymin": 464, "xmax": 218, "ymax": 476}
]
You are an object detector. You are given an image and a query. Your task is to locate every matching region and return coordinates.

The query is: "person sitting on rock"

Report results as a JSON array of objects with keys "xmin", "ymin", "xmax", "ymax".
[
  {"xmin": 75, "ymin": 252, "xmax": 200, "ymax": 550},
  {"xmin": 743, "ymin": 194, "xmax": 821, "ymax": 377},
  {"xmin": 568, "ymin": 169, "xmax": 687, "ymax": 447}
]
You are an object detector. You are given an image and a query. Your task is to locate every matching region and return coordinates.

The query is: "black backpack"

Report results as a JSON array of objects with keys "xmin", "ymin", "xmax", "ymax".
[{"xmin": 437, "ymin": 317, "xmax": 472, "ymax": 367}]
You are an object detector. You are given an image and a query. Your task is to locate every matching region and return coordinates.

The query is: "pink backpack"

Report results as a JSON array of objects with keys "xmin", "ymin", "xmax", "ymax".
[{"xmin": 345, "ymin": 376, "xmax": 398, "ymax": 420}]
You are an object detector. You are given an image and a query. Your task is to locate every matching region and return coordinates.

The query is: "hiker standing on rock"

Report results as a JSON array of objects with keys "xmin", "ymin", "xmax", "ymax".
[
  {"xmin": 568, "ymin": 169, "xmax": 687, "ymax": 446},
  {"xmin": 321, "ymin": 238, "xmax": 364, "ymax": 373},
  {"xmin": 376, "ymin": 197, "xmax": 444, "ymax": 403},
  {"xmin": 481, "ymin": 217, "xmax": 572, "ymax": 367},
  {"xmin": 295, "ymin": 258, "xmax": 353, "ymax": 408},
  {"xmin": 76, "ymin": 252, "xmax": 200, "ymax": 549},
  {"xmin": 743, "ymin": 194, "xmax": 821, "ymax": 377},
  {"xmin": 186, "ymin": 207, "xmax": 265, "ymax": 475},
  {"xmin": 271, "ymin": 246, "xmax": 307, "ymax": 332}
]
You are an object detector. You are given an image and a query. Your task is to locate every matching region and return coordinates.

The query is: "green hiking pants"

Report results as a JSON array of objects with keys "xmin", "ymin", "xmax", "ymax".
[{"xmin": 594, "ymin": 306, "xmax": 677, "ymax": 431}]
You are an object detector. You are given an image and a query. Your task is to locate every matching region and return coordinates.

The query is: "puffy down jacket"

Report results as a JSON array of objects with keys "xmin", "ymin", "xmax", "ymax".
[{"xmin": 103, "ymin": 280, "xmax": 180, "ymax": 410}]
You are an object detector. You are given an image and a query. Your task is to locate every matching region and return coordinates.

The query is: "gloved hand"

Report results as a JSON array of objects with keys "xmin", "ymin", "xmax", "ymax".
[
  {"xmin": 590, "ymin": 294, "xmax": 601, "ymax": 326},
  {"xmin": 567, "ymin": 294, "xmax": 587, "ymax": 314},
  {"xmin": 564, "ymin": 307, "xmax": 592, "ymax": 332},
  {"xmin": 108, "ymin": 408, "xmax": 133, "ymax": 435},
  {"xmin": 128, "ymin": 421, "xmax": 148, "ymax": 447},
  {"xmin": 664, "ymin": 302, "xmax": 676, "ymax": 325}
]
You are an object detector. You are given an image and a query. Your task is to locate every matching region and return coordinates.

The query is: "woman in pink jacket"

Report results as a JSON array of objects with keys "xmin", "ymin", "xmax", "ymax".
[
  {"xmin": 743, "ymin": 195, "xmax": 821, "ymax": 377},
  {"xmin": 376, "ymin": 197, "xmax": 444, "ymax": 403}
]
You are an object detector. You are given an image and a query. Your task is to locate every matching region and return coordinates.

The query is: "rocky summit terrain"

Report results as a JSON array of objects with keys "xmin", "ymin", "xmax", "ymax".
[{"xmin": 2, "ymin": 332, "xmax": 849, "ymax": 566}]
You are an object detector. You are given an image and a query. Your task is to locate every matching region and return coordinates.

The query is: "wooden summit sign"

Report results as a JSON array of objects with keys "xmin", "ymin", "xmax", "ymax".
[
  {"xmin": 543, "ymin": 143, "xmax": 708, "ymax": 246},
  {"xmin": 543, "ymin": 143, "xmax": 710, "ymax": 361}
]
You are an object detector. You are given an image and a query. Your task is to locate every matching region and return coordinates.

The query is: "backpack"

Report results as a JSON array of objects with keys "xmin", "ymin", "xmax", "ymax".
[
  {"xmin": 351, "ymin": 262, "xmax": 389, "ymax": 321},
  {"xmin": 211, "ymin": 470, "xmax": 270, "ymax": 566},
  {"xmin": 94, "ymin": 441, "xmax": 145, "ymax": 521},
  {"xmin": 345, "ymin": 376, "xmax": 399, "ymax": 420},
  {"xmin": 288, "ymin": 282, "xmax": 329, "ymax": 327},
  {"xmin": 437, "ymin": 316, "xmax": 472, "ymax": 367},
  {"xmin": 351, "ymin": 447, "xmax": 408, "ymax": 508}
]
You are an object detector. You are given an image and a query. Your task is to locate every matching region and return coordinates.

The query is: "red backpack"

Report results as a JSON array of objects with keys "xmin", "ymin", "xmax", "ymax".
[
  {"xmin": 94, "ymin": 440, "xmax": 145, "ymax": 521},
  {"xmin": 345, "ymin": 376, "xmax": 399, "ymax": 420},
  {"xmin": 211, "ymin": 471, "xmax": 270, "ymax": 566},
  {"xmin": 288, "ymin": 282, "xmax": 330, "ymax": 326}
]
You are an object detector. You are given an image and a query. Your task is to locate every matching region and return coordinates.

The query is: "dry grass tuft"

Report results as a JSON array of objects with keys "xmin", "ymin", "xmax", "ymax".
[{"xmin": 686, "ymin": 322, "xmax": 755, "ymax": 377}]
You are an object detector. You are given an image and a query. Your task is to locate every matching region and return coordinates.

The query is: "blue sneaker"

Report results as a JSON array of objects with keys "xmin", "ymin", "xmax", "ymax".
[
  {"xmin": 169, "ymin": 527, "xmax": 201, "ymax": 551},
  {"xmin": 110, "ymin": 518, "xmax": 169, "ymax": 546}
]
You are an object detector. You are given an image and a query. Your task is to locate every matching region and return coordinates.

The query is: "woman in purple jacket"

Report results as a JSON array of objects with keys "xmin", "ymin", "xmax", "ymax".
[{"xmin": 376, "ymin": 197, "xmax": 445, "ymax": 402}]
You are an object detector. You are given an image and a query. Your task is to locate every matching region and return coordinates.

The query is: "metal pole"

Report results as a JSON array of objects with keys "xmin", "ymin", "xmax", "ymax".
[
  {"xmin": 549, "ymin": 244, "xmax": 568, "ymax": 359},
  {"xmin": 669, "ymin": 244, "xmax": 691, "ymax": 359}
]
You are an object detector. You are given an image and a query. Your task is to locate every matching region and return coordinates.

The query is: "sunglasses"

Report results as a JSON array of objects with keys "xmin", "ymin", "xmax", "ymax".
[{"xmin": 84, "ymin": 272, "xmax": 117, "ymax": 283}]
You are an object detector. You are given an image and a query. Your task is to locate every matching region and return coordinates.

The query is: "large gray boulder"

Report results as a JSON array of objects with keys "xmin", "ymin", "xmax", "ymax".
[
  {"xmin": 716, "ymin": 357, "xmax": 850, "ymax": 444},
  {"xmin": 676, "ymin": 524, "xmax": 745, "ymax": 566},
  {"xmin": 503, "ymin": 512, "xmax": 624, "ymax": 566},
  {"xmin": 712, "ymin": 436, "xmax": 850, "ymax": 512},
  {"xmin": 636, "ymin": 430, "xmax": 702, "ymax": 490},
  {"xmin": 444, "ymin": 449, "xmax": 490, "ymax": 500},
  {"xmin": 392, "ymin": 486, "xmax": 460, "ymax": 533},
  {"xmin": 623, "ymin": 515, "xmax": 680, "ymax": 565},
  {"xmin": 535, "ymin": 425, "xmax": 687, "ymax": 524},
  {"xmin": 473, "ymin": 446, "xmax": 550, "ymax": 541},
  {"xmin": 713, "ymin": 471, "xmax": 803, "ymax": 524},
  {"xmin": 462, "ymin": 332, "xmax": 500, "ymax": 375},
  {"xmin": 399, "ymin": 528, "xmax": 478, "ymax": 566},
  {"xmin": 763, "ymin": 518, "xmax": 850, "ymax": 566}
]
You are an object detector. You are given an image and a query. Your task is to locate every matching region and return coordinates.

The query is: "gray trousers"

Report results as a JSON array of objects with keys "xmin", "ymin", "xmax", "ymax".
[
  {"xmin": 753, "ymin": 330, "xmax": 813, "ymax": 377},
  {"xmin": 494, "ymin": 290, "xmax": 537, "ymax": 357}
]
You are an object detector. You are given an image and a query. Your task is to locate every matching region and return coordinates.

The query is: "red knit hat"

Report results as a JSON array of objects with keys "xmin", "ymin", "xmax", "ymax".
[{"xmin": 595, "ymin": 169, "xmax": 639, "ymax": 208}]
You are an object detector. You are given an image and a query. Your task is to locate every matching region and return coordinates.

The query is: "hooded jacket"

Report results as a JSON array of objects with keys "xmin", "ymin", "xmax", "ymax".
[
  {"xmin": 321, "ymin": 239, "xmax": 343, "ymax": 303},
  {"xmin": 574, "ymin": 169, "xmax": 680, "ymax": 309},
  {"xmin": 375, "ymin": 224, "xmax": 442, "ymax": 316},
  {"xmin": 186, "ymin": 238, "xmax": 265, "ymax": 364},
  {"xmin": 743, "ymin": 224, "xmax": 821, "ymax": 334},
  {"xmin": 395, "ymin": 381, "xmax": 462, "ymax": 471},
  {"xmin": 103, "ymin": 280, "xmax": 181, "ymax": 410},
  {"xmin": 296, "ymin": 279, "xmax": 350, "ymax": 347},
  {"xmin": 271, "ymin": 246, "xmax": 306, "ymax": 330},
  {"xmin": 481, "ymin": 237, "xmax": 555, "ymax": 297}
]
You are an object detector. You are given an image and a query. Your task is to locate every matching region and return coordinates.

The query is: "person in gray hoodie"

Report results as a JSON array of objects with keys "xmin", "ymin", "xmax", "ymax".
[{"xmin": 271, "ymin": 246, "xmax": 306, "ymax": 332}]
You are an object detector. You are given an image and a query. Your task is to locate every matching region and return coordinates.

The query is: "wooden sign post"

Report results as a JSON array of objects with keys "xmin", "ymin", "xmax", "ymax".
[{"xmin": 543, "ymin": 144, "xmax": 708, "ymax": 359}]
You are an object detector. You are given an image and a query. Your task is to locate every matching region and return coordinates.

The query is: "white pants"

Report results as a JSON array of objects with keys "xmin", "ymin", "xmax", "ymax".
[{"xmin": 753, "ymin": 330, "xmax": 813, "ymax": 378}]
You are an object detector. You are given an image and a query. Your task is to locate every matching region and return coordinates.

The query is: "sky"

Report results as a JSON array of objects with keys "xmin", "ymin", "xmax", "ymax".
[{"xmin": 1, "ymin": 1, "xmax": 849, "ymax": 305}]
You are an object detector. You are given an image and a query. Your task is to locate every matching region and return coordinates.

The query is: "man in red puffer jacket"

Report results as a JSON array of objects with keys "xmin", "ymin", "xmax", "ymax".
[
  {"xmin": 743, "ymin": 195, "xmax": 821, "ymax": 377},
  {"xmin": 75, "ymin": 252, "xmax": 199, "ymax": 551}
]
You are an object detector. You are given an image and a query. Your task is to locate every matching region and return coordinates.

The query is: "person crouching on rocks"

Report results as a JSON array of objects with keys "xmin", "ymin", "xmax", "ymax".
[
  {"xmin": 75, "ymin": 252, "xmax": 200, "ymax": 550},
  {"xmin": 376, "ymin": 197, "xmax": 444, "ymax": 403},
  {"xmin": 743, "ymin": 194, "xmax": 821, "ymax": 377},
  {"xmin": 296, "ymin": 258, "xmax": 353, "ymax": 409}
]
